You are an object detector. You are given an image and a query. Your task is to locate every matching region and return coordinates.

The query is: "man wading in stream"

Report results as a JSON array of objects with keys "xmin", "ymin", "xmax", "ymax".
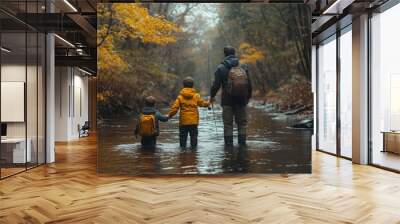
[{"xmin": 210, "ymin": 46, "xmax": 252, "ymax": 146}]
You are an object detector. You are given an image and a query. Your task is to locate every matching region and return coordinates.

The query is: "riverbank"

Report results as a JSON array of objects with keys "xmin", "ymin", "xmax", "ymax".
[
  {"xmin": 249, "ymin": 99, "xmax": 313, "ymax": 129},
  {"xmin": 249, "ymin": 75, "xmax": 313, "ymax": 129}
]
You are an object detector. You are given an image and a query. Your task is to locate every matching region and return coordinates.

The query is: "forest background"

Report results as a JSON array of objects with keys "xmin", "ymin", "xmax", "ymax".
[{"xmin": 97, "ymin": 3, "xmax": 312, "ymax": 118}]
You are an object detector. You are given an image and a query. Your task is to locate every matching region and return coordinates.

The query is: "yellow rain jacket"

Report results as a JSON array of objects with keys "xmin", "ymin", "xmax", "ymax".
[{"xmin": 169, "ymin": 88, "xmax": 210, "ymax": 126}]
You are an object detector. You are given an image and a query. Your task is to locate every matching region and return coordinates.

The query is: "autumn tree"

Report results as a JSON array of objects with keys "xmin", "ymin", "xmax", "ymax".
[
  {"xmin": 97, "ymin": 3, "xmax": 312, "ymax": 117},
  {"xmin": 97, "ymin": 3, "xmax": 181, "ymax": 73},
  {"xmin": 97, "ymin": 3, "xmax": 201, "ymax": 117}
]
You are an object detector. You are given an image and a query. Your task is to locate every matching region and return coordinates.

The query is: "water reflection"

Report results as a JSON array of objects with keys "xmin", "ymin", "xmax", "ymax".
[{"xmin": 98, "ymin": 104, "xmax": 312, "ymax": 174}]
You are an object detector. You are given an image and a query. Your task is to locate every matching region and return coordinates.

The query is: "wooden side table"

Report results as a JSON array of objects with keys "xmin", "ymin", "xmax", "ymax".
[{"xmin": 382, "ymin": 131, "xmax": 400, "ymax": 154}]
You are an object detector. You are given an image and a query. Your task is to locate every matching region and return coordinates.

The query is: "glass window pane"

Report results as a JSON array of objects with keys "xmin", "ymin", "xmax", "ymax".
[
  {"xmin": 38, "ymin": 33, "xmax": 45, "ymax": 165},
  {"xmin": 371, "ymin": 4, "xmax": 400, "ymax": 171},
  {"xmin": 340, "ymin": 29, "xmax": 352, "ymax": 158},
  {"xmin": 318, "ymin": 36, "xmax": 337, "ymax": 154},
  {"xmin": 27, "ymin": 31, "xmax": 38, "ymax": 169},
  {"xmin": 1, "ymin": 1, "xmax": 46, "ymax": 179},
  {"xmin": 1, "ymin": 30, "xmax": 28, "ymax": 177}
]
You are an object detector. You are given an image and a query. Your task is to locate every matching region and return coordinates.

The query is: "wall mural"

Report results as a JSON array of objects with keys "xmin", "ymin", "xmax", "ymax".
[{"xmin": 97, "ymin": 3, "xmax": 313, "ymax": 175}]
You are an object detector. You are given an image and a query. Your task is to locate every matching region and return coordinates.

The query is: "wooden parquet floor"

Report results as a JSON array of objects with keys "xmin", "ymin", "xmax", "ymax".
[{"xmin": 1, "ymin": 135, "xmax": 400, "ymax": 224}]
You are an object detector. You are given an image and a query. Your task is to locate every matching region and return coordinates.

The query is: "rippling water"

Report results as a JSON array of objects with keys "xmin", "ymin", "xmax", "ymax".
[{"xmin": 98, "ymin": 104, "xmax": 312, "ymax": 174}]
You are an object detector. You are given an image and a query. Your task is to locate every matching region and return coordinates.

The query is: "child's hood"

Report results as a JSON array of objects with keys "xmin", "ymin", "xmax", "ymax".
[{"xmin": 179, "ymin": 88, "xmax": 196, "ymax": 99}]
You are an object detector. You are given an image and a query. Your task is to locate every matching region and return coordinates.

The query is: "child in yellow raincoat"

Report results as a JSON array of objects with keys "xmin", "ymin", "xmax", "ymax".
[{"xmin": 168, "ymin": 77, "xmax": 210, "ymax": 148}]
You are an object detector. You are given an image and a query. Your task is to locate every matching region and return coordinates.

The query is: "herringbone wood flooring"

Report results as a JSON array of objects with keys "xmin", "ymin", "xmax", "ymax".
[{"xmin": 1, "ymin": 135, "xmax": 400, "ymax": 224}]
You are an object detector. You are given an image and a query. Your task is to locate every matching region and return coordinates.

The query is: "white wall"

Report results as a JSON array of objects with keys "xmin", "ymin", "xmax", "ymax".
[
  {"xmin": 1, "ymin": 65, "xmax": 26, "ymax": 139},
  {"xmin": 72, "ymin": 72, "xmax": 89, "ymax": 138},
  {"xmin": 55, "ymin": 67, "xmax": 89, "ymax": 141},
  {"xmin": 1, "ymin": 64, "xmax": 26, "ymax": 81},
  {"xmin": 1, "ymin": 65, "xmax": 40, "ymax": 137},
  {"xmin": 55, "ymin": 66, "xmax": 70, "ymax": 141}
]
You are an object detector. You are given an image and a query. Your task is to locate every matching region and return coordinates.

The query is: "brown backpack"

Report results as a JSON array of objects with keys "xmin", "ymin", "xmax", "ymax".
[{"xmin": 226, "ymin": 66, "xmax": 249, "ymax": 97}]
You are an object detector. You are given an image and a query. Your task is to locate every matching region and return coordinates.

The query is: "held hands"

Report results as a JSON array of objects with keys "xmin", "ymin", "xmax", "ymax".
[
  {"xmin": 209, "ymin": 97, "xmax": 215, "ymax": 105},
  {"xmin": 207, "ymin": 100, "xmax": 212, "ymax": 110},
  {"xmin": 208, "ymin": 97, "xmax": 215, "ymax": 110}
]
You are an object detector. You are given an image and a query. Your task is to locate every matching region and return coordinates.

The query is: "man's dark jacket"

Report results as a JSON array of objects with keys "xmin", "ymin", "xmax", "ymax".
[{"xmin": 210, "ymin": 55, "xmax": 252, "ymax": 106}]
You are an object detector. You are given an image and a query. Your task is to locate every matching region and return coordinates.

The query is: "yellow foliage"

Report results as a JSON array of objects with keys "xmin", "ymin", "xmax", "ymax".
[
  {"xmin": 112, "ymin": 4, "xmax": 181, "ymax": 45},
  {"xmin": 97, "ymin": 43, "xmax": 127, "ymax": 73},
  {"xmin": 97, "ymin": 3, "xmax": 181, "ymax": 73},
  {"xmin": 239, "ymin": 42, "xmax": 265, "ymax": 64}
]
